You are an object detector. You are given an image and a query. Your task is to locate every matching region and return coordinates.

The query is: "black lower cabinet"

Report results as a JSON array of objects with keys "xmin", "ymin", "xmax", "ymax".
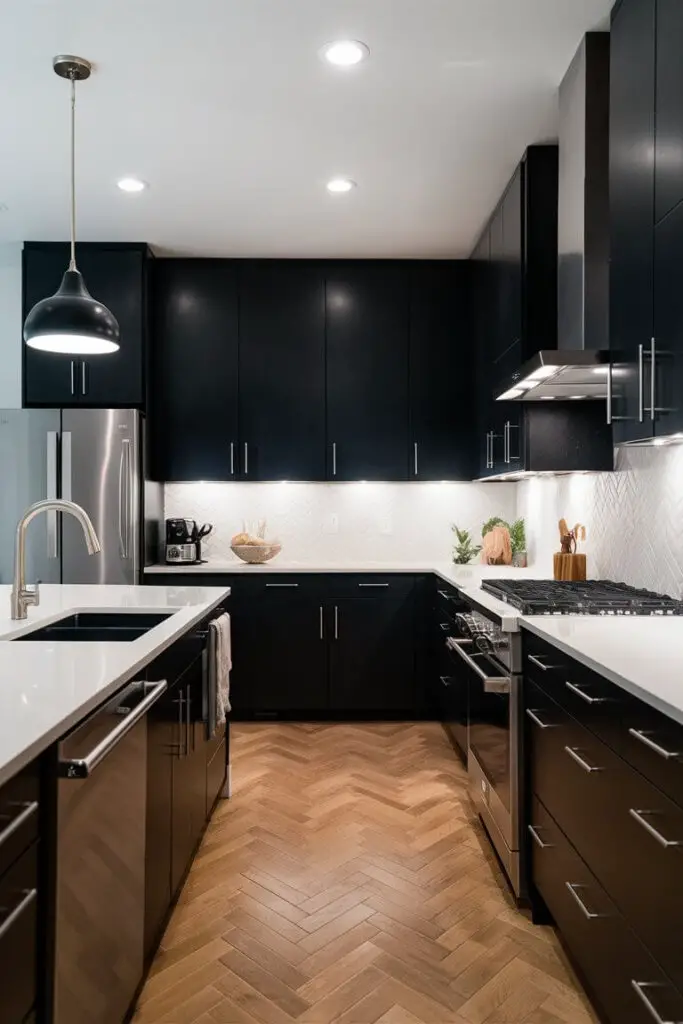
[
  {"xmin": 329, "ymin": 593, "xmax": 415, "ymax": 712},
  {"xmin": 171, "ymin": 654, "xmax": 207, "ymax": 895},
  {"xmin": 0, "ymin": 843, "xmax": 38, "ymax": 1024}
]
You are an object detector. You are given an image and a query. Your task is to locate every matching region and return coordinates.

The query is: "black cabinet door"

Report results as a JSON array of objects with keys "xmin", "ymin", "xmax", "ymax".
[
  {"xmin": 409, "ymin": 262, "xmax": 474, "ymax": 480},
  {"xmin": 653, "ymin": 200, "xmax": 683, "ymax": 436},
  {"xmin": 326, "ymin": 263, "xmax": 409, "ymax": 480},
  {"xmin": 655, "ymin": 0, "xmax": 683, "ymax": 224},
  {"xmin": 170, "ymin": 656, "xmax": 206, "ymax": 895},
  {"xmin": 238, "ymin": 262, "xmax": 325, "ymax": 480},
  {"xmin": 0, "ymin": 844, "xmax": 37, "ymax": 1024},
  {"xmin": 608, "ymin": 0, "xmax": 656, "ymax": 442},
  {"xmin": 230, "ymin": 589, "xmax": 327, "ymax": 714},
  {"xmin": 329, "ymin": 591, "xmax": 415, "ymax": 711},
  {"xmin": 144, "ymin": 681, "xmax": 174, "ymax": 961},
  {"xmin": 23, "ymin": 244, "xmax": 147, "ymax": 408},
  {"xmin": 500, "ymin": 167, "xmax": 523, "ymax": 358},
  {"xmin": 153, "ymin": 259, "xmax": 238, "ymax": 480},
  {"xmin": 488, "ymin": 204, "xmax": 505, "ymax": 359}
]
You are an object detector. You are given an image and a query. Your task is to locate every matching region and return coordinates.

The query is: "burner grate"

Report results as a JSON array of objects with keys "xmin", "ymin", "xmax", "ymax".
[{"xmin": 481, "ymin": 579, "xmax": 683, "ymax": 616}]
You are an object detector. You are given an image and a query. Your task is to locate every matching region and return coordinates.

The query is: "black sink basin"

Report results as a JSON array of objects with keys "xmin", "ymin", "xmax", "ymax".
[{"xmin": 13, "ymin": 611, "xmax": 172, "ymax": 643}]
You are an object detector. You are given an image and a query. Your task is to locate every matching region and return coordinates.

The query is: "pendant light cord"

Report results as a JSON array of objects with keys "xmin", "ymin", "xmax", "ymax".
[{"xmin": 69, "ymin": 74, "xmax": 77, "ymax": 271}]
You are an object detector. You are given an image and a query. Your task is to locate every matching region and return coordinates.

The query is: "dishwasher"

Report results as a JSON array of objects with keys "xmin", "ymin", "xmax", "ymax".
[{"xmin": 54, "ymin": 678, "xmax": 167, "ymax": 1024}]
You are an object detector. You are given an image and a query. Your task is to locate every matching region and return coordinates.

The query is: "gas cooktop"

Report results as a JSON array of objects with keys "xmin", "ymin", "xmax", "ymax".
[{"xmin": 481, "ymin": 579, "xmax": 683, "ymax": 616}]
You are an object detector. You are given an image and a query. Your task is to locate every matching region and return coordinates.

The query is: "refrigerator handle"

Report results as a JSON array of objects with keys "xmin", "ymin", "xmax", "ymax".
[
  {"xmin": 125, "ymin": 438, "xmax": 134, "ymax": 560},
  {"xmin": 46, "ymin": 431, "xmax": 59, "ymax": 559},
  {"xmin": 118, "ymin": 440, "xmax": 129, "ymax": 559},
  {"xmin": 61, "ymin": 432, "xmax": 72, "ymax": 501}
]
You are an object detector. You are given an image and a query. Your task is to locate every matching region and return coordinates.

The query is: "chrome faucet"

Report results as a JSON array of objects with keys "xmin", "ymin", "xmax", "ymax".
[{"xmin": 11, "ymin": 500, "xmax": 102, "ymax": 620}]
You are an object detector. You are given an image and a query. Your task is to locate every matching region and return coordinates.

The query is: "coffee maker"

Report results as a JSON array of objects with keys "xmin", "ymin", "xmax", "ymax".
[{"xmin": 165, "ymin": 519, "xmax": 213, "ymax": 564}]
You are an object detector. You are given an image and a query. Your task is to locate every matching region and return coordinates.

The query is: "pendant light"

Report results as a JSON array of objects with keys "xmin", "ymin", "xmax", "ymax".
[{"xmin": 23, "ymin": 55, "xmax": 120, "ymax": 354}]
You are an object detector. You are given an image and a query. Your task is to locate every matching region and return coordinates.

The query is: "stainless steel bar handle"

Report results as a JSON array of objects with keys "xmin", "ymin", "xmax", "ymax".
[
  {"xmin": 122, "ymin": 439, "xmax": 132, "ymax": 559},
  {"xmin": 638, "ymin": 343, "xmax": 645, "ymax": 423},
  {"xmin": 486, "ymin": 431, "xmax": 492, "ymax": 469},
  {"xmin": 61, "ymin": 431, "xmax": 72, "ymax": 501},
  {"xmin": 650, "ymin": 337, "xmax": 656, "ymax": 422},
  {"xmin": 446, "ymin": 637, "xmax": 511, "ymax": 692},
  {"xmin": 244, "ymin": 442, "xmax": 249, "ymax": 475},
  {"xmin": 358, "ymin": 583, "xmax": 389, "ymax": 588},
  {"xmin": 606, "ymin": 361, "xmax": 612, "ymax": 425},
  {"xmin": 414, "ymin": 442, "xmax": 418, "ymax": 476},
  {"xmin": 528, "ymin": 654, "xmax": 550, "ymax": 672},
  {"xmin": 186, "ymin": 684, "xmax": 192, "ymax": 754},
  {"xmin": 58, "ymin": 681, "xmax": 168, "ymax": 778},
  {"xmin": 0, "ymin": 801, "xmax": 38, "ymax": 850},
  {"xmin": 565, "ymin": 746, "xmax": 603, "ymax": 773},
  {"xmin": 628, "ymin": 728, "xmax": 682, "ymax": 761},
  {"xmin": 265, "ymin": 583, "xmax": 299, "ymax": 588},
  {"xmin": 176, "ymin": 690, "xmax": 186, "ymax": 759},
  {"xmin": 332, "ymin": 442, "xmax": 337, "ymax": 477},
  {"xmin": 528, "ymin": 825, "xmax": 553, "ymax": 849},
  {"xmin": 118, "ymin": 441, "xmax": 127, "ymax": 559},
  {"xmin": 565, "ymin": 882, "xmax": 603, "ymax": 919},
  {"xmin": 230, "ymin": 442, "xmax": 235, "ymax": 476},
  {"xmin": 504, "ymin": 422, "xmax": 510, "ymax": 464},
  {"xmin": 629, "ymin": 808, "xmax": 683, "ymax": 848},
  {"xmin": 70, "ymin": 360, "xmax": 76, "ymax": 395},
  {"xmin": 526, "ymin": 708, "xmax": 557, "ymax": 730},
  {"xmin": 319, "ymin": 606, "xmax": 324, "ymax": 640},
  {"xmin": 0, "ymin": 888, "xmax": 37, "ymax": 942},
  {"xmin": 46, "ymin": 431, "xmax": 59, "ymax": 559},
  {"xmin": 565, "ymin": 680, "xmax": 607, "ymax": 705},
  {"xmin": 334, "ymin": 605, "xmax": 339, "ymax": 640},
  {"xmin": 81, "ymin": 360, "xmax": 87, "ymax": 395},
  {"xmin": 631, "ymin": 981, "xmax": 677, "ymax": 1024}
]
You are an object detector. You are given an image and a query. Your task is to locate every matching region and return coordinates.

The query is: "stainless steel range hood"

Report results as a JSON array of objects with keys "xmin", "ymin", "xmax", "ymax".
[{"xmin": 496, "ymin": 33, "xmax": 610, "ymax": 403}]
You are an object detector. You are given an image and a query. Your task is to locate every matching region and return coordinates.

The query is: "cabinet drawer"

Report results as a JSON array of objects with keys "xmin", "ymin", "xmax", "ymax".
[
  {"xmin": 529, "ymin": 796, "xmax": 683, "ymax": 1024},
  {"xmin": 435, "ymin": 582, "xmax": 463, "ymax": 619},
  {"xmin": 324, "ymin": 575, "xmax": 415, "ymax": 599},
  {"xmin": 525, "ymin": 633, "xmax": 625, "ymax": 750},
  {"xmin": 0, "ymin": 843, "xmax": 38, "ymax": 1024},
  {"xmin": 0, "ymin": 763, "xmax": 39, "ymax": 879},
  {"xmin": 622, "ymin": 695, "xmax": 683, "ymax": 808}
]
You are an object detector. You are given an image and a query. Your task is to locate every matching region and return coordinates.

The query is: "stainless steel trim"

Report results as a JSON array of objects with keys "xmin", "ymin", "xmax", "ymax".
[
  {"xmin": 565, "ymin": 679, "xmax": 607, "ymax": 704},
  {"xmin": 244, "ymin": 442, "xmax": 248, "ymax": 475},
  {"xmin": 46, "ymin": 431, "xmax": 59, "ymax": 559},
  {"xmin": 230, "ymin": 442, "xmax": 235, "ymax": 476},
  {"xmin": 650, "ymin": 337, "xmax": 656, "ymax": 422},
  {"xmin": 566, "ymin": 882, "xmax": 604, "ymax": 919},
  {"xmin": 629, "ymin": 728, "xmax": 682, "ymax": 761},
  {"xmin": 332, "ymin": 441, "xmax": 337, "ymax": 477},
  {"xmin": 319, "ymin": 606, "xmax": 324, "ymax": 640},
  {"xmin": 629, "ymin": 808, "xmax": 683, "ymax": 848},
  {"xmin": 0, "ymin": 801, "xmax": 38, "ymax": 850},
  {"xmin": 334, "ymin": 605, "xmax": 339, "ymax": 640},
  {"xmin": 631, "ymin": 981, "xmax": 679, "ymax": 1024},
  {"xmin": 446, "ymin": 637, "xmax": 511, "ymax": 693},
  {"xmin": 0, "ymin": 887, "xmax": 37, "ymax": 942},
  {"xmin": 528, "ymin": 654, "xmax": 550, "ymax": 672},
  {"xmin": 70, "ymin": 360, "xmax": 75, "ymax": 395},
  {"xmin": 81, "ymin": 360, "xmax": 87, "ymax": 395},
  {"xmin": 358, "ymin": 583, "xmax": 389, "ymax": 588},
  {"xmin": 565, "ymin": 746, "xmax": 603, "ymax": 773},
  {"xmin": 58, "ymin": 681, "xmax": 167, "ymax": 778},
  {"xmin": 526, "ymin": 708, "xmax": 557, "ymax": 729},
  {"xmin": 439, "ymin": 675, "xmax": 452, "ymax": 687},
  {"xmin": 414, "ymin": 441, "xmax": 419, "ymax": 476},
  {"xmin": 528, "ymin": 824, "xmax": 553, "ymax": 849},
  {"xmin": 61, "ymin": 431, "xmax": 72, "ymax": 501},
  {"xmin": 469, "ymin": 746, "xmax": 522, "ymax": 896},
  {"xmin": 639, "ymin": 343, "xmax": 645, "ymax": 423},
  {"xmin": 265, "ymin": 583, "xmax": 299, "ymax": 588}
]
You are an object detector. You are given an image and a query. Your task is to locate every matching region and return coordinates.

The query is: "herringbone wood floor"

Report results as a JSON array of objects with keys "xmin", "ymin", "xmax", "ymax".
[{"xmin": 134, "ymin": 723, "xmax": 599, "ymax": 1024}]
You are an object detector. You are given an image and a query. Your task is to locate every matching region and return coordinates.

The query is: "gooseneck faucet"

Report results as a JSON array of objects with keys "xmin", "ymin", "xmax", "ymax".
[{"xmin": 11, "ymin": 500, "xmax": 101, "ymax": 620}]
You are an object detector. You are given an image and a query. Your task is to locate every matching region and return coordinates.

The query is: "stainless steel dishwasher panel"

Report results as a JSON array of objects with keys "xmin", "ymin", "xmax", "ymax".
[{"xmin": 54, "ymin": 679, "xmax": 165, "ymax": 1024}]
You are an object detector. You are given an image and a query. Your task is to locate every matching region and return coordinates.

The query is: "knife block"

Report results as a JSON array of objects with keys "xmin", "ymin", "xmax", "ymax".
[{"xmin": 553, "ymin": 553, "xmax": 587, "ymax": 581}]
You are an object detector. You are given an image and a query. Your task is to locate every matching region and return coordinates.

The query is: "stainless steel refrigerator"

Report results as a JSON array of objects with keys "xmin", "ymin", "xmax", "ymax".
[{"xmin": 0, "ymin": 409, "xmax": 162, "ymax": 585}]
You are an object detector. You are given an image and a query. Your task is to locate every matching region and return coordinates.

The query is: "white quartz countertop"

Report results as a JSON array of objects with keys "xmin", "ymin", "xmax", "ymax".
[{"xmin": 0, "ymin": 583, "xmax": 229, "ymax": 787}]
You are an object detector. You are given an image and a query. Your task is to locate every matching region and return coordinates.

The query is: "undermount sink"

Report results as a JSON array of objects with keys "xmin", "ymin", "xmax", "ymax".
[{"xmin": 12, "ymin": 611, "xmax": 172, "ymax": 643}]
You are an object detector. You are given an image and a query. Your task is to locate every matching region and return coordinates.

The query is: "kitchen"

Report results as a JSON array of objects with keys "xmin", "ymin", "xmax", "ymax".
[{"xmin": 2, "ymin": 1, "xmax": 683, "ymax": 1023}]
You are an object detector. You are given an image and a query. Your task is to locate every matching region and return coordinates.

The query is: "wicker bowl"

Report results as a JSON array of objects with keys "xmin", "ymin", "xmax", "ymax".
[{"xmin": 231, "ymin": 543, "xmax": 282, "ymax": 565}]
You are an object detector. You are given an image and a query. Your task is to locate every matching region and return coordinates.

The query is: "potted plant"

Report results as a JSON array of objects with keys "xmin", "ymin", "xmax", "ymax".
[
  {"xmin": 509, "ymin": 518, "xmax": 527, "ymax": 567},
  {"xmin": 452, "ymin": 526, "xmax": 482, "ymax": 565}
]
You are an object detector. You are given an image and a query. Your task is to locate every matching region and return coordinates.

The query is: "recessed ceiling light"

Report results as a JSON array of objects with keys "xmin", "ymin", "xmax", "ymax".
[
  {"xmin": 117, "ymin": 177, "xmax": 147, "ymax": 193},
  {"xmin": 321, "ymin": 40, "xmax": 369, "ymax": 67},
  {"xmin": 327, "ymin": 177, "xmax": 356, "ymax": 194}
]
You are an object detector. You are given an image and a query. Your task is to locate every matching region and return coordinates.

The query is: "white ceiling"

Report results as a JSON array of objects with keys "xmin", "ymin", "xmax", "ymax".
[{"xmin": 1, "ymin": 0, "xmax": 613, "ymax": 258}]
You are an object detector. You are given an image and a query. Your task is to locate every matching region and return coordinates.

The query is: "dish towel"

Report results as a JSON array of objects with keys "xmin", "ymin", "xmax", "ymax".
[{"xmin": 209, "ymin": 612, "xmax": 232, "ymax": 727}]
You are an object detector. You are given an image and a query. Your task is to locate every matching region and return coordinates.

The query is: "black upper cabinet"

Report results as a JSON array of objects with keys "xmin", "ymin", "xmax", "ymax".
[
  {"xmin": 153, "ymin": 260, "xmax": 238, "ymax": 481},
  {"xmin": 409, "ymin": 262, "xmax": 474, "ymax": 480},
  {"xmin": 654, "ymin": 201, "xmax": 683, "ymax": 436},
  {"xmin": 655, "ymin": 0, "xmax": 683, "ymax": 224},
  {"xmin": 23, "ymin": 243, "xmax": 149, "ymax": 408},
  {"xmin": 609, "ymin": 0, "xmax": 656, "ymax": 442},
  {"xmin": 238, "ymin": 262, "xmax": 325, "ymax": 480},
  {"xmin": 326, "ymin": 263, "xmax": 410, "ymax": 480},
  {"xmin": 499, "ymin": 167, "xmax": 523, "ymax": 361}
]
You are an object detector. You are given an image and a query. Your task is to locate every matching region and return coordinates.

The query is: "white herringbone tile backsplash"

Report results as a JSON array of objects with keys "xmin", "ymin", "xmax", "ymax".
[{"xmin": 517, "ymin": 445, "xmax": 683, "ymax": 598}]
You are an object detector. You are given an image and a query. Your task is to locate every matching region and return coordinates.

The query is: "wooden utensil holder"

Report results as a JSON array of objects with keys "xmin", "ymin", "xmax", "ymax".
[{"xmin": 553, "ymin": 553, "xmax": 587, "ymax": 581}]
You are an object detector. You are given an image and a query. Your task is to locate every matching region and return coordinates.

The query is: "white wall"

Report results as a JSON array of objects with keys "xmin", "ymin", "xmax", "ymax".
[
  {"xmin": 164, "ymin": 482, "xmax": 518, "ymax": 564},
  {"xmin": 0, "ymin": 244, "xmax": 22, "ymax": 408}
]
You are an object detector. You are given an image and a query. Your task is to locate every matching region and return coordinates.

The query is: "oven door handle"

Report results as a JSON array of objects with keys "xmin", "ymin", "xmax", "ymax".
[{"xmin": 446, "ymin": 637, "xmax": 511, "ymax": 694}]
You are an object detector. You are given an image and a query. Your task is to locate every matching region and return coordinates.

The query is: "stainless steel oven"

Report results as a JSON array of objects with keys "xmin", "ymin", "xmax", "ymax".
[{"xmin": 444, "ymin": 604, "xmax": 523, "ymax": 896}]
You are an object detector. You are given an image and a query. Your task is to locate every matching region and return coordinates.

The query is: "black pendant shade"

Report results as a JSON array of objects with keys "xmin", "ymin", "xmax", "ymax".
[{"xmin": 23, "ymin": 268, "xmax": 120, "ymax": 354}]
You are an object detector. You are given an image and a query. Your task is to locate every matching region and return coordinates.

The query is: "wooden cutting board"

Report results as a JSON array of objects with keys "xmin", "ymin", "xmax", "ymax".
[{"xmin": 553, "ymin": 553, "xmax": 587, "ymax": 581}]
